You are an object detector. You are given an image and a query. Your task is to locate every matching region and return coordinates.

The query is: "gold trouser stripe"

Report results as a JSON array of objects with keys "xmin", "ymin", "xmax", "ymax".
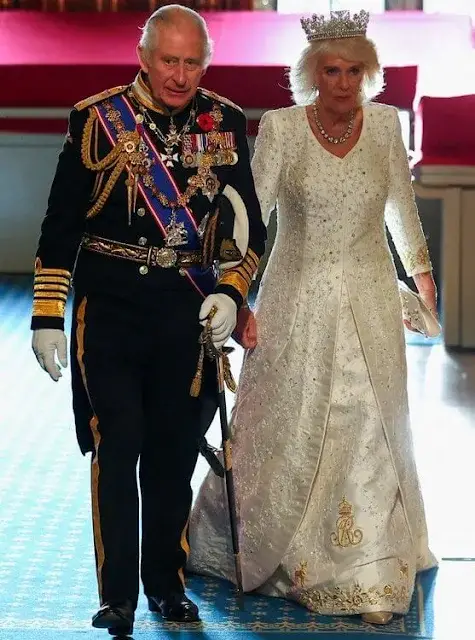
[
  {"xmin": 76, "ymin": 297, "xmax": 106, "ymax": 603},
  {"xmin": 178, "ymin": 517, "xmax": 191, "ymax": 587}
]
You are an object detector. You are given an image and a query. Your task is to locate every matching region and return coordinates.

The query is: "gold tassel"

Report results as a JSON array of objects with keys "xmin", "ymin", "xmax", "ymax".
[
  {"xmin": 133, "ymin": 171, "xmax": 139, "ymax": 215},
  {"xmin": 189, "ymin": 306, "xmax": 238, "ymax": 396},
  {"xmin": 126, "ymin": 172, "xmax": 134, "ymax": 225},
  {"xmin": 222, "ymin": 352, "xmax": 237, "ymax": 393},
  {"xmin": 190, "ymin": 344, "xmax": 205, "ymax": 397}
]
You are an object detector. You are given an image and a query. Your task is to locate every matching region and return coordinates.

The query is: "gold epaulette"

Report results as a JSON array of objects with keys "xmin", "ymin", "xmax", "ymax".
[
  {"xmin": 74, "ymin": 85, "xmax": 128, "ymax": 112},
  {"xmin": 199, "ymin": 88, "xmax": 243, "ymax": 113}
]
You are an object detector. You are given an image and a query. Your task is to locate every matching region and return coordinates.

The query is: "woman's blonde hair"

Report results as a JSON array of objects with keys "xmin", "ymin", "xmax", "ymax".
[{"xmin": 289, "ymin": 36, "xmax": 384, "ymax": 105}]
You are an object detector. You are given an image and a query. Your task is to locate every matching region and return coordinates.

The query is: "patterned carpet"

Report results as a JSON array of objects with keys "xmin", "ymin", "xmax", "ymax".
[{"xmin": 0, "ymin": 275, "xmax": 471, "ymax": 640}]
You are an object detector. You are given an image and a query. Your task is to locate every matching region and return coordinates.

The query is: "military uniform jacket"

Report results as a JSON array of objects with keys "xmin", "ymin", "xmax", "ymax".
[{"xmin": 31, "ymin": 72, "xmax": 267, "ymax": 330}]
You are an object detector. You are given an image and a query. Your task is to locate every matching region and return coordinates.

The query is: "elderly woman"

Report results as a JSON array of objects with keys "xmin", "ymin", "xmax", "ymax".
[{"xmin": 188, "ymin": 10, "xmax": 437, "ymax": 624}]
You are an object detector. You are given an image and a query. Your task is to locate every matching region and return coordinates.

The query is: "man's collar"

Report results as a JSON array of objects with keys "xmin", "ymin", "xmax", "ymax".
[{"xmin": 130, "ymin": 71, "xmax": 196, "ymax": 116}]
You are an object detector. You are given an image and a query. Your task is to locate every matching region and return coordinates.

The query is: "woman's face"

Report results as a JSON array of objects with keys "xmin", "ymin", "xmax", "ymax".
[{"xmin": 315, "ymin": 54, "xmax": 364, "ymax": 114}]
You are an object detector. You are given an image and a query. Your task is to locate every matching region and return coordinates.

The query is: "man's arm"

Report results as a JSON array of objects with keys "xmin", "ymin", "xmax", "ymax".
[{"xmin": 32, "ymin": 108, "xmax": 93, "ymax": 331}]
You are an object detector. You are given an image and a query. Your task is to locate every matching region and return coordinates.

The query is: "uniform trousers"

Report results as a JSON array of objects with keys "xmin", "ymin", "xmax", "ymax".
[{"xmin": 70, "ymin": 288, "xmax": 211, "ymax": 608}]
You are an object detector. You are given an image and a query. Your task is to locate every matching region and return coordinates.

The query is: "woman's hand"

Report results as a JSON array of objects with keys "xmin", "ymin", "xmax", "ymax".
[
  {"xmin": 232, "ymin": 306, "xmax": 258, "ymax": 349},
  {"xmin": 413, "ymin": 271, "xmax": 438, "ymax": 319}
]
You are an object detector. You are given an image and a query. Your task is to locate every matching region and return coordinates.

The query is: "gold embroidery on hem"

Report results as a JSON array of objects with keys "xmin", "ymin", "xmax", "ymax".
[
  {"xmin": 295, "ymin": 582, "xmax": 408, "ymax": 614},
  {"xmin": 330, "ymin": 496, "xmax": 363, "ymax": 548},
  {"xmin": 294, "ymin": 561, "xmax": 308, "ymax": 588},
  {"xmin": 399, "ymin": 559, "xmax": 409, "ymax": 577}
]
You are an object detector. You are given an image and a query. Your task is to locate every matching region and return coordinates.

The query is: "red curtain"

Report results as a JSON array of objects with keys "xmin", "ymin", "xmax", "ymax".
[{"xmin": 4, "ymin": 1, "xmax": 254, "ymax": 9}]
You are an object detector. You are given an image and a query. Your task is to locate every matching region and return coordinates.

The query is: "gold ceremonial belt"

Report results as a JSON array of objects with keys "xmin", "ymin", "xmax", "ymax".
[{"xmin": 81, "ymin": 234, "xmax": 202, "ymax": 269}]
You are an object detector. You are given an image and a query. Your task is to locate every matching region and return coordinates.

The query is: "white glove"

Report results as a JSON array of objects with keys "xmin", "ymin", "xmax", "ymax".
[
  {"xmin": 199, "ymin": 293, "xmax": 237, "ymax": 349},
  {"xmin": 32, "ymin": 329, "xmax": 68, "ymax": 382}
]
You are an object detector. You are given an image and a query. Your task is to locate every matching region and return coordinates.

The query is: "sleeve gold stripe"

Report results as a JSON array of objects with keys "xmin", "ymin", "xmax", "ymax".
[
  {"xmin": 32, "ymin": 299, "xmax": 67, "ymax": 318},
  {"xmin": 239, "ymin": 261, "xmax": 255, "ymax": 280},
  {"xmin": 34, "ymin": 267, "xmax": 72, "ymax": 278},
  {"xmin": 243, "ymin": 259, "xmax": 259, "ymax": 275},
  {"xmin": 235, "ymin": 266, "xmax": 252, "ymax": 287},
  {"xmin": 34, "ymin": 291, "xmax": 68, "ymax": 301},
  {"xmin": 218, "ymin": 271, "xmax": 250, "ymax": 299},
  {"xmin": 244, "ymin": 258, "xmax": 259, "ymax": 274},
  {"xmin": 246, "ymin": 248, "xmax": 260, "ymax": 268},
  {"xmin": 34, "ymin": 284, "xmax": 70, "ymax": 293},
  {"xmin": 236, "ymin": 264, "xmax": 253, "ymax": 282},
  {"xmin": 34, "ymin": 276, "xmax": 70, "ymax": 286}
]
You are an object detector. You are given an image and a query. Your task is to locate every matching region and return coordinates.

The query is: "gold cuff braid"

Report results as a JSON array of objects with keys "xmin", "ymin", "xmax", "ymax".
[
  {"xmin": 33, "ymin": 260, "xmax": 71, "ymax": 319},
  {"xmin": 217, "ymin": 248, "xmax": 261, "ymax": 298}
]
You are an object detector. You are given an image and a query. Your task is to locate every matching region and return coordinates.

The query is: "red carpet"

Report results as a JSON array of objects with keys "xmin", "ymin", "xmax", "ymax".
[{"xmin": 0, "ymin": 10, "xmax": 474, "ymax": 134}]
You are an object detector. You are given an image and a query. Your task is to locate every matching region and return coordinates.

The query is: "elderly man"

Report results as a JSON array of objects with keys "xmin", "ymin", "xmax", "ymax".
[{"xmin": 31, "ymin": 5, "xmax": 266, "ymax": 635}]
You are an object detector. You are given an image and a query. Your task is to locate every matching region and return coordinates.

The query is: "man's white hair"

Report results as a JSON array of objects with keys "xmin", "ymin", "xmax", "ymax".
[{"xmin": 139, "ymin": 4, "xmax": 214, "ymax": 68}]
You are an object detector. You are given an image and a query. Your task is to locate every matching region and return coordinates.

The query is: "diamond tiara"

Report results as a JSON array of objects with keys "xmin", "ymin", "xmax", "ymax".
[{"xmin": 301, "ymin": 9, "xmax": 370, "ymax": 43}]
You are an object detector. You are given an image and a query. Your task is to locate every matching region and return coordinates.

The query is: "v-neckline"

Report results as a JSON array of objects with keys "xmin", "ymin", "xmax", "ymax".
[{"xmin": 304, "ymin": 104, "xmax": 367, "ymax": 162}]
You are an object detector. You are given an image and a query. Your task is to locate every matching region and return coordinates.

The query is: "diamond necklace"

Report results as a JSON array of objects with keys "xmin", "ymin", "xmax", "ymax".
[{"xmin": 312, "ymin": 102, "xmax": 355, "ymax": 145}]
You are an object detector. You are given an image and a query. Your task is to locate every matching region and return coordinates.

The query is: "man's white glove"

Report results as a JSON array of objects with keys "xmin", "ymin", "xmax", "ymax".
[
  {"xmin": 199, "ymin": 293, "xmax": 237, "ymax": 349},
  {"xmin": 32, "ymin": 329, "xmax": 68, "ymax": 382}
]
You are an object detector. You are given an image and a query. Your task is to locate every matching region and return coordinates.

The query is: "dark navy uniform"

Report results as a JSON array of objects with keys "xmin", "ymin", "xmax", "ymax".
[{"xmin": 31, "ymin": 72, "xmax": 266, "ymax": 619}]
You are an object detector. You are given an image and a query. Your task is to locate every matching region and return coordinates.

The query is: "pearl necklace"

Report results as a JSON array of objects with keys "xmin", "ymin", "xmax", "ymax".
[{"xmin": 312, "ymin": 102, "xmax": 355, "ymax": 145}]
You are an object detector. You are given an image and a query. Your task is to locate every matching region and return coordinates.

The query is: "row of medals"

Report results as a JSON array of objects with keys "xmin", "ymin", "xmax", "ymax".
[{"xmin": 129, "ymin": 97, "xmax": 237, "ymax": 265}]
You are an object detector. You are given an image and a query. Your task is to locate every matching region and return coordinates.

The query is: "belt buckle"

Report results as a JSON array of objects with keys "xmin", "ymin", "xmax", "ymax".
[{"xmin": 153, "ymin": 247, "xmax": 178, "ymax": 268}]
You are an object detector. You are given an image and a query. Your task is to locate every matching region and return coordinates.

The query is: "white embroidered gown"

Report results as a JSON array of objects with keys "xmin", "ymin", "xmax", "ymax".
[{"xmin": 187, "ymin": 103, "xmax": 437, "ymax": 616}]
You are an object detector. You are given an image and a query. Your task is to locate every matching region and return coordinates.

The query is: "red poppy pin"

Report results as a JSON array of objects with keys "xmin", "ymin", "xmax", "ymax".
[{"xmin": 197, "ymin": 112, "xmax": 215, "ymax": 132}]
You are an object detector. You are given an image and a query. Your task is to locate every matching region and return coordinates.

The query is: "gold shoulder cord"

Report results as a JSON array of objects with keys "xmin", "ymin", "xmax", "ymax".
[{"xmin": 81, "ymin": 109, "xmax": 131, "ymax": 219}]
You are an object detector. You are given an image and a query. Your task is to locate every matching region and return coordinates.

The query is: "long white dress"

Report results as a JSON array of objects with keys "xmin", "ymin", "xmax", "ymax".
[{"xmin": 187, "ymin": 102, "xmax": 437, "ymax": 616}]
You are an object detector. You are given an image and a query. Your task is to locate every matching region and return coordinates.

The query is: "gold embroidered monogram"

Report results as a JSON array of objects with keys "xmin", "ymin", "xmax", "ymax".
[{"xmin": 330, "ymin": 497, "xmax": 363, "ymax": 548}]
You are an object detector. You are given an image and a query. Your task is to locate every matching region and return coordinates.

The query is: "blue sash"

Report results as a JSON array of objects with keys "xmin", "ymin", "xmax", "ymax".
[{"xmin": 94, "ymin": 94, "xmax": 217, "ymax": 299}]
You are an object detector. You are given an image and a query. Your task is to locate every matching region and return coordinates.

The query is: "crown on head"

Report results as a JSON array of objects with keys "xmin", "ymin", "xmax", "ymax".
[{"xmin": 301, "ymin": 9, "xmax": 369, "ymax": 43}]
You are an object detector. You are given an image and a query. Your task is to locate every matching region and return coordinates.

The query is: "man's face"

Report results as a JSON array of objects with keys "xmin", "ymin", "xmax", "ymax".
[{"xmin": 137, "ymin": 21, "xmax": 206, "ymax": 111}]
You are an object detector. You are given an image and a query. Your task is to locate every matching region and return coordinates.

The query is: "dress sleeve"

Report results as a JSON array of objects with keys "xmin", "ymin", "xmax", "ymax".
[
  {"xmin": 384, "ymin": 107, "xmax": 432, "ymax": 277},
  {"xmin": 251, "ymin": 110, "xmax": 283, "ymax": 227}
]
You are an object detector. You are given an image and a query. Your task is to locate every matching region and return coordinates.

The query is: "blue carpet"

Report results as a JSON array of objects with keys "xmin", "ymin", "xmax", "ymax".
[
  {"xmin": 0, "ymin": 567, "xmax": 437, "ymax": 639},
  {"xmin": 0, "ymin": 275, "xmax": 465, "ymax": 639}
]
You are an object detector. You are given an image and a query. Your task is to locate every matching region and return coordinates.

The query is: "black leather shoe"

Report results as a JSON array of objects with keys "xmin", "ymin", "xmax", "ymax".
[
  {"xmin": 148, "ymin": 592, "xmax": 200, "ymax": 622},
  {"xmin": 91, "ymin": 600, "xmax": 135, "ymax": 636}
]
